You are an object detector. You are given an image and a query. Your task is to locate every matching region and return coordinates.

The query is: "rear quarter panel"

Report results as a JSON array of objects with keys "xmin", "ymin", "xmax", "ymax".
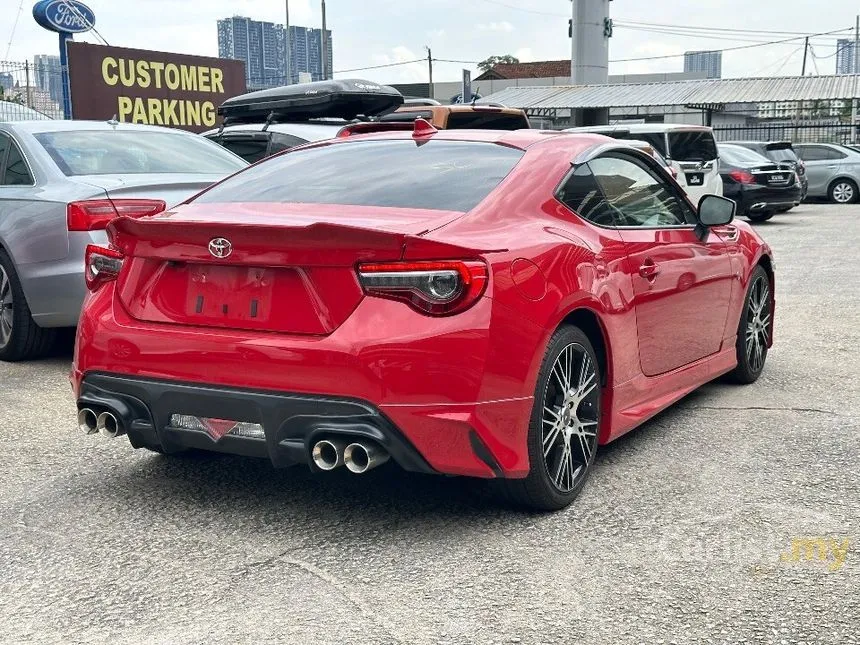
[{"xmin": 416, "ymin": 142, "xmax": 641, "ymax": 404}]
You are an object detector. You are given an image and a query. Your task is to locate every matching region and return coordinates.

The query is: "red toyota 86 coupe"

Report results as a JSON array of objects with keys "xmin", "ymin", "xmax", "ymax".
[{"xmin": 73, "ymin": 123, "xmax": 774, "ymax": 511}]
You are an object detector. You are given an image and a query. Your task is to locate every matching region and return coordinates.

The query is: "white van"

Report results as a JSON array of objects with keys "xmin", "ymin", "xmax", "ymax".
[{"xmin": 565, "ymin": 124, "xmax": 723, "ymax": 204}]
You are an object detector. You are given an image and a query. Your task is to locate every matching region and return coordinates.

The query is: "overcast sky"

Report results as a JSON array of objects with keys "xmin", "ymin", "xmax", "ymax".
[{"xmin": 5, "ymin": 0, "xmax": 859, "ymax": 84}]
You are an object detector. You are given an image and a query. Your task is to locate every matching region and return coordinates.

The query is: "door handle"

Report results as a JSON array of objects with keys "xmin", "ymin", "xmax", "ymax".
[
  {"xmin": 826, "ymin": 165, "xmax": 839, "ymax": 169},
  {"xmin": 639, "ymin": 259, "xmax": 660, "ymax": 280}
]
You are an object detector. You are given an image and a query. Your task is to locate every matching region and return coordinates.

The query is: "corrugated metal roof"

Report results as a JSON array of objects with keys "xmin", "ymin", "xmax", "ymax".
[{"xmin": 481, "ymin": 75, "xmax": 860, "ymax": 110}]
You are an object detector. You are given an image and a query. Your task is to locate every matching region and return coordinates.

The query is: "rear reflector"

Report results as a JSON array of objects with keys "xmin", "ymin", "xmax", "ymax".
[
  {"xmin": 357, "ymin": 260, "xmax": 488, "ymax": 315},
  {"xmin": 68, "ymin": 199, "xmax": 166, "ymax": 232},
  {"xmin": 169, "ymin": 414, "xmax": 265, "ymax": 441},
  {"xmin": 84, "ymin": 245, "xmax": 124, "ymax": 291}
]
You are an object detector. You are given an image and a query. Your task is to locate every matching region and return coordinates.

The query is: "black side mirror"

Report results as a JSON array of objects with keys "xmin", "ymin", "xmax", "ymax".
[{"xmin": 695, "ymin": 194, "xmax": 735, "ymax": 240}]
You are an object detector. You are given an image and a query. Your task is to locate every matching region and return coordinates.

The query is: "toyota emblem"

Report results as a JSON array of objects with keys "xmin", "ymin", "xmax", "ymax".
[{"xmin": 208, "ymin": 237, "xmax": 233, "ymax": 259}]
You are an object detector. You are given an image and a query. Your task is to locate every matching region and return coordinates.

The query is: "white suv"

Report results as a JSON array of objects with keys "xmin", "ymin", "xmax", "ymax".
[{"xmin": 565, "ymin": 124, "xmax": 723, "ymax": 204}]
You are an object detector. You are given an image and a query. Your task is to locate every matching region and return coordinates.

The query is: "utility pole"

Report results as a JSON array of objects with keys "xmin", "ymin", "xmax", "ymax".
[
  {"xmin": 426, "ymin": 46, "xmax": 434, "ymax": 100},
  {"xmin": 852, "ymin": 15, "xmax": 859, "ymax": 143},
  {"xmin": 285, "ymin": 0, "xmax": 291, "ymax": 84},
  {"xmin": 320, "ymin": 0, "xmax": 328, "ymax": 80},
  {"xmin": 801, "ymin": 36, "xmax": 809, "ymax": 75}
]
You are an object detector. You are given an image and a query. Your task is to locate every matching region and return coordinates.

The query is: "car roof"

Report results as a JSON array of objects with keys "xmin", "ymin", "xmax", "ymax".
[
  {"xmin": 4, "ymin": 119, "xmax": 202, "ymax": 136},
  {"xmin": 395, "ymin": 105, "xmax": 526, "ymax": 116},
  {"xmin": 567, "ymin": 123, "xmax": 712, "ymax": 134},
  {"xmin": 309, "ymin": 127, "xmax": 612, "ymax": 153}
]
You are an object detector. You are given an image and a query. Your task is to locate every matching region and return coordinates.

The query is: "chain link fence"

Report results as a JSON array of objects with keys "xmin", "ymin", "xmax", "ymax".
[{"xmin": 0, "ymin": 60, "xmax": 66, "ymax": 121}]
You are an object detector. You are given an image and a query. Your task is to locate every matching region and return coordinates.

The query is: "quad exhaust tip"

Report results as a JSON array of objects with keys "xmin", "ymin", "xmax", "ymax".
[
  {"xmin": 312, "ymin": 439, "xmax": 348, "ymax": 471},
  {"xmin": 96, "ymin": 411, "xmax": 123, "ymax": 439},
  {"xmin": 343, "ymin": 441, "xmax": 390, "ymax": 474},
  {"xmin": 78, "ymin": 408, "xmax": 98, "ymax": 435}
]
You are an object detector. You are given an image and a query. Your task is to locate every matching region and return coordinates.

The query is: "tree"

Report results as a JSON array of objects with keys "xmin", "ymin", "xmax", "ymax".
[
  {"xmin": 478, "ymin": 55, "xmax": 520, "ymax": 72},
  {"xmin": 0, "ymin": 84, "xmax": 24, "ymax": 105}
]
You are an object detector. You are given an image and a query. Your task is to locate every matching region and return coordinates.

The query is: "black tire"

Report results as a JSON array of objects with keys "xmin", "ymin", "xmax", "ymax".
[
  {"xmin": 727, "ymin": 265, "xmax": 771, "ymax": 384},
  {"xmin": 828, "ymin": 178, "xmax": 858, "ymax": 204},
  {"xmin": 747, "ymin": 211, "xmax": 774, "ymax": 223},
  {"xmin": 500, "ymin": 325, "xmax": 601, "ymax": 511},
  {"xmin": 0, "ymin": 249, "xmax": 56, "ymax": 362}
]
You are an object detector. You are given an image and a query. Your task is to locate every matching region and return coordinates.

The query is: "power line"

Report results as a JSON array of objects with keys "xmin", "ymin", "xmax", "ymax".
[
  {"xmin": 609, "ymin": 27, "xmax": 854, "ymax": 63},
  {"xmin": 473, "ymin": 0, "xmax": 566, "ymax": 17},
  {"xmin": 333, "ymin": 59, "xmax": 424, "ymax": 74},
  {"xmin": 4, "ymin": 0, "xmax": 25, "ymax": 60},
  {"xmin": 615, "ymin": 19, "xmax": 834, "ymax": 37},
  {"xmin": 59, "ymin": 0, "xmax": 111, "ymax": 46},
  {"xmin": 615, "ymin": 24, "xmax": 846, "ymax": 46}
]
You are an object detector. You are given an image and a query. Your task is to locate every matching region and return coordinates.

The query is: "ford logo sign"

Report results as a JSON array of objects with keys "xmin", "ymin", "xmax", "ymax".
[{"xmin": 32, "ymin": 0, "xmax": 96, "ymax": 34}]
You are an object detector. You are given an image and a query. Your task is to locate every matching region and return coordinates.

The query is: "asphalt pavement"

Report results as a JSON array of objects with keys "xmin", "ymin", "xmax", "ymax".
[{"xmin": 1, "ymin": 203, "xmax": 858, "ymax": 645}]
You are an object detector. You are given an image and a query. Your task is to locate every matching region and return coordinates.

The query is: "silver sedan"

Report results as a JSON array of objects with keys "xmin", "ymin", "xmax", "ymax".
[
  {"xmin": 0, "ymin": 120, "xmax": 247, "ymax": 361},
  {"xmin": 794, "ymin": 143, "xmax": 860, "ymax": 204}
]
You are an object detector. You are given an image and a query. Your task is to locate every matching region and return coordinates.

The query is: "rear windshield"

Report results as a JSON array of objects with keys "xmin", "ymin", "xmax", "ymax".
[
  {"xmin": 765, "ymin": 146, "xmax": 798, "ymax": 162},
  {"xmin": 34, "ymin": 130, "xmax": 247, "ymax": 176},
  {"xmin": 719, "ymin": 146, "xmax": 771, "ymax": 165},
  {"xmin": 195, "ymin": 140, "xmax": 524, "ymax": 212},
  {"xmin": 668, "ymin": 130, "xmax": 718, "ymax": 162},
  {"xmin": 445, "ymin": 112, "xmax": 530, "ymax": 130},
  {"xmin": 601, "ymin": 131, "xmax": 668, "ymax": 157}
]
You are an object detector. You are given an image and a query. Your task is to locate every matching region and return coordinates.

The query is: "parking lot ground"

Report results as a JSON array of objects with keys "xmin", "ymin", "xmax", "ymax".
[{"xmin": 1, "ymin": 204, "xmax": 858, "ymax": 644}]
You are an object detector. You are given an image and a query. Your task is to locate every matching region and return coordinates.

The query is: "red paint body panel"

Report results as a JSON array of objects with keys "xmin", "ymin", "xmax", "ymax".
[{"xmin": 73, "ymin": 130, "xmax": 775, "ymax": 479}]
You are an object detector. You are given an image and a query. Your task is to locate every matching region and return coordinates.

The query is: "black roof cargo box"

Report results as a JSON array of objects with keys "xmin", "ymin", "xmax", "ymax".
[{"xmin": 218, "ymin": 79, "xmax": 404, "ymax": 124}]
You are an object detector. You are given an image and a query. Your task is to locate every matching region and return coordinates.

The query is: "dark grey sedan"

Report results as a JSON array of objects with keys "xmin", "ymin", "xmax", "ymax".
[{"xmin": 0, "ymin": 120, "xmax": 247, "ymax": 361}]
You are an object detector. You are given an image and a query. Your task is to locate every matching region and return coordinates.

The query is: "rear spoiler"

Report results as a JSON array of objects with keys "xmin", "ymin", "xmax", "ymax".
[
  {"xmin": 107, "ymin": 216, "xmax": 504, "ymax": 266},
  {"xmin": 764, "ymin": 141, "xmax": 793, "ymax": 151}
]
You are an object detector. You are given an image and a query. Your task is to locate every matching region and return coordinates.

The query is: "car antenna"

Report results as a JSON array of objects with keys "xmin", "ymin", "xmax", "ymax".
[
  {"xmin": 261, "ymin": 111, "xmax": 277, "ymax": 133},
  {"xmin": 107, "ymin": 115, "xmax": 119, "ymax": 127}
]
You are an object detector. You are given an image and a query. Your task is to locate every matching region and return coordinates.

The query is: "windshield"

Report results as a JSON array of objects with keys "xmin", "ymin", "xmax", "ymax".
[
  {"xmin": 719, "ymin": 145, "xmax": 772, "ymax": 166},
  {"xmin": 668, "ymin": 130, "xmax": 718, "ymax": 162},
  {"xmin": 34, "ymin": 130, "xmax": 247, "ymax": 176},
  {"xmin": 195, "ymin": 139, "xmax": 524, "ymax": 212}
]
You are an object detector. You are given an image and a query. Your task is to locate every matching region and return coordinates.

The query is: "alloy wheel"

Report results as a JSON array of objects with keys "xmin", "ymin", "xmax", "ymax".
[
  {"xmin": 541, "ymin": 343, "xmax": 600, "ymax": 493},
  {"xmin": 0, "ymin": 265, "xmax": 13, "ymax": 349},
  {"xmin": 745, "ymin": 275, "xmax": 771, "ymax": 374},
  {"xmin": 832, "ymin": 182, "xmax": 855, "ymax": 204}
]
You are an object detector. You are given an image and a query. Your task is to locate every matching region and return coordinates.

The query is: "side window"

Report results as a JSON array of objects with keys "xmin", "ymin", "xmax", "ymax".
[
  {"xmin": 557, "ymin": 164, "xmax": 617, "ymax": 227},
  {"xmin": 823, "ymin": 146, "xmax": 847, "ymax": 160},
  {"xmin": 588, "ymin": 154, "xmax": 696, "ymax": 227},
  {"xmin": 798, "ymin": 145, "xmax": 843, "ymax": 161},
  {"xmin": 268, "ymin": 133, "xmax": 309, "ymax": 156},
  {"xmin": 0, "ymin": 134, "xmax": 10, "ymax": 177},
  {"xmin": 1, "ymin": 136, "xmax": 33, "ymax": 186}
]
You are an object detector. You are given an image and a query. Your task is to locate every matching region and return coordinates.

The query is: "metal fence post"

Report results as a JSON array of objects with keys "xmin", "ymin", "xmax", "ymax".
[{"xmin": 24, "ymin": 61, "xmax": 32, "ymax": 109}]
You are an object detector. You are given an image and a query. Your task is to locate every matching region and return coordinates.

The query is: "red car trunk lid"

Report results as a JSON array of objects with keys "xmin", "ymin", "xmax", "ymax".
[{"xmin": 108, "ymin": 202, "xmax": 469, "ymax": 335}]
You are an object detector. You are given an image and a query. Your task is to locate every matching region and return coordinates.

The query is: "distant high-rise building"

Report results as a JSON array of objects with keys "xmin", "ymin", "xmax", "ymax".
[
  {"xmin": 33, "ymin": 54, "xmax": 63, "ymax": 104},
  {"xmin": 0, "ymin": 72, "xmax": 14, "ymax": 93},
  {"xmin": 835, "ymin": 39, "xmax": 856, "ymax": 75},
  {"xmin": 217, "ymin": 16, "xmax": 332, "ymax": 89},
  {"xmin": 683, "ymin": 50, "xmax": 722, "ymax": 79}
]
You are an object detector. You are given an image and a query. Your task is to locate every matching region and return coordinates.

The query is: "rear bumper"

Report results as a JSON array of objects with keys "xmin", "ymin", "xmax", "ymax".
[
  {"xmin": 78, "ymin": 372, "xmax": 439, "ymax": 473},
  {"xmin": 72, "ymin": 288, "xmax": 540, "ymax": 478},
  {"xmin": 723, "ymin": 182, "xmax": 803, "ymax": 214}
]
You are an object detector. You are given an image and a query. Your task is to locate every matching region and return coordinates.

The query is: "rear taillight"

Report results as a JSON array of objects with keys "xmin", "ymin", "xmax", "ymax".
[
  {"xmin": 85, "ymin": 245, "xmax": 124, "ymax": 291},
  {"xmin": 68, "ymin": 199, "xmax": 166, "ymax": 232},
  {"xmin": 728, "ymin": 170, "xmax": 756, "ymax": 184},
  {"xmin": 357, "ymin": 260, "xmax": 488, "ymax": 316}
]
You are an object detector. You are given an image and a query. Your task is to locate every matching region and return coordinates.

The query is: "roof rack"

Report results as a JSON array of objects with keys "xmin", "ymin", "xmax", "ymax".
[{"xmin": 218, "ymin": 79, "xmax": 404, "ymax": 125}]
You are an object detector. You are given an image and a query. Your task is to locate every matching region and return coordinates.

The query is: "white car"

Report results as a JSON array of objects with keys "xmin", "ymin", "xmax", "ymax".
[
  {"xmin": 565, "ymin": 124, "xmax": 723, "ymax": 205},
  {"xmin": 203, "ymin": 79, "xmax": 406, "ymax": 163}
]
